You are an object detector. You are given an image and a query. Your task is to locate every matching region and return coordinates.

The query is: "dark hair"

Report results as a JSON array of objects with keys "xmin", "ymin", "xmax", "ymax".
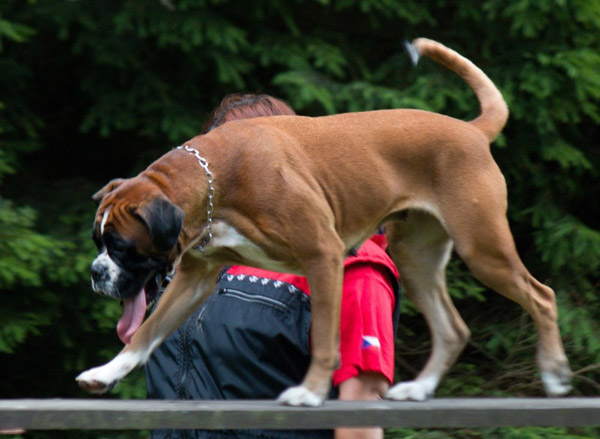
[{"xmin": 203, "ymin": 93, "xmax": 296, "ymax": 133}]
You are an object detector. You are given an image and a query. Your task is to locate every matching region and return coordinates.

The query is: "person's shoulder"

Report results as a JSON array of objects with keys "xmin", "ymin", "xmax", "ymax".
[
  {"xmin": 345, "ymin": 235, "xmax": 399, "ymax": 277},
  {"xmin": 225, "ymin": 265, "xmax": 310, "ymax": 293},
  {"xmin": 351, "ymin": 235, "xmax": 389, "ymax": 260}
]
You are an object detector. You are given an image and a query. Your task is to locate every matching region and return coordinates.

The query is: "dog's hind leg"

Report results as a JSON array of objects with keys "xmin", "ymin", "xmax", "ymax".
[
  {"xmin": 435, "ymin": 164, "xmax": 573, "ymax": 396},
  {"xmin": 385, "ymin": 212, "xmax": 470, "ymax": 401},
  {"xmin": 449, "ymin": 208, "xmax": 572, "ymax": 396}
]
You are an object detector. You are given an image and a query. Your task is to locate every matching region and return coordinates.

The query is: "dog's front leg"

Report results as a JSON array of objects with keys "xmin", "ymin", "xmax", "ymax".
[
  {"xmin": 278, "ymin": 245, "xmax": 345, "ymax": 406},
  {"xmin": 77, "ymin": 258, "xmax": 221, "ymax": 394}
]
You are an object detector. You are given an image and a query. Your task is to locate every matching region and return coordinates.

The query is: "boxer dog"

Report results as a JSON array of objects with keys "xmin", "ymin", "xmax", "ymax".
[{"xmin": 77, "ymin": 38, "xmax": 572, "ymax": 405}]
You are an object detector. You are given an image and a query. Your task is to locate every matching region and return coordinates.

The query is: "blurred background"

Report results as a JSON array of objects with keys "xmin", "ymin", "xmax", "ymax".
[{"xmin": 0, "ymin": 0, "xmax": 599, "ymax": 438}]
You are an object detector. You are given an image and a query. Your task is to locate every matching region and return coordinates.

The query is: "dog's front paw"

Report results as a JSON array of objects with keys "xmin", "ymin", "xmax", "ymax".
[
  {"xmin": 386, "ymin": 379, "xmax": 435, "ymax": 402},
  {"xmin": 76, "ymin": 368, "xmax": 120, "ymax": 394},
  {"xmin": 278, "ymin": 385, "xmax": 324, "ymax": 407}
]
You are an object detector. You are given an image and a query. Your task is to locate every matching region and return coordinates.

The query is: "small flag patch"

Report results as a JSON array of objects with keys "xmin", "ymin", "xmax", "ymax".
[{"xmin": 361, "ymin": 336, "xmax": 381, "ymax": 349}]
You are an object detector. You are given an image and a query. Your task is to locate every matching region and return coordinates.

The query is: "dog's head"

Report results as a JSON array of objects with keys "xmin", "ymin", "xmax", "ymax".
[{"xmin": 90, "ymin": 178, "xmax": 184, "ymax": 343}]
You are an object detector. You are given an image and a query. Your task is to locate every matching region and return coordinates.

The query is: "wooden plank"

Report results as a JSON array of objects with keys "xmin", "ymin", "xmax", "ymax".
[{"xmin": 0, "ymin": 398, "xmax": 599, "ymax": 430}]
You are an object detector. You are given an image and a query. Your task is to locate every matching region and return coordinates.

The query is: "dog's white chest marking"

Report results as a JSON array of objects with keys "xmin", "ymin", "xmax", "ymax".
[{"xmin": 202, "ymin": 221, "xmax": 300, "ymax": 274}]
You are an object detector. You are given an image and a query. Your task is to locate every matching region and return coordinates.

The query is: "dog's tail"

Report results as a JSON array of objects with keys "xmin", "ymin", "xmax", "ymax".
[{"xmin": 407, "ymin": 38, "xmax": 509, "ymax": 142}]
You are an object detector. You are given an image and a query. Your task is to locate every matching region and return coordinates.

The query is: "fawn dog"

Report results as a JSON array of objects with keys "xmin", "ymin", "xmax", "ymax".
[{"xmin": 77, "ymin": 38, "xmax": 572, "ymax": 405}]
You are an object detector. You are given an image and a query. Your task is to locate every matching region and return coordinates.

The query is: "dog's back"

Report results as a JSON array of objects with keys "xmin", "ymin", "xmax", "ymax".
[{"xmin": 203, "ymin": 37, "xmax": 509, "ymax": 230}]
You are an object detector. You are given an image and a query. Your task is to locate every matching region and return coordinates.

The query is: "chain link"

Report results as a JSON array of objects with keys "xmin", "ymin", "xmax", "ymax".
[{"xmin": 177, "ymin": 145, "xmax": 215, "ymax": 252}]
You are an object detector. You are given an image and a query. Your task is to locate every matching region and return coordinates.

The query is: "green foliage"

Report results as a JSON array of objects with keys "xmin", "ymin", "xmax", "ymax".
[
  {"xmin": 0, "ymin": 200, "xmax": 68, "ymax": 288},
  {"xmin": 0, "ymin": 16, "xmax": 35, "ymax": 50},
  {"xmin": 0, "ymin": 0, "xmax": 599, "ymax": 438},
  {"xmin": 386, "ymin": 426, "xmax": 600, "ymax": 439}
]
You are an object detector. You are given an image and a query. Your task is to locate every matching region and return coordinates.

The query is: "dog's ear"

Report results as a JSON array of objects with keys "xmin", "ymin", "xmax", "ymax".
[
  {"xmin": 135, "ymin": 196, "xmax": 185, "ymax": 252},
  {"xmin": 92, "ymin": 178, "xmax": 126, "ymax": 204}
]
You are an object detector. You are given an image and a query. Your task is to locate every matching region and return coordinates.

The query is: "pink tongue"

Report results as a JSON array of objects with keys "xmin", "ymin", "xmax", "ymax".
[{"xmin": 116, "ymin": 288, "xmax": 147, "ymax": 345}]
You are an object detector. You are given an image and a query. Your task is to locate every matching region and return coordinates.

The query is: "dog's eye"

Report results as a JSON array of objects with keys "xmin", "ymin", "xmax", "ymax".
[
  {"xmin": 108, "ymin": 246, "xmax": 125, "ymax": 258},
  {"xmin": 112, "ymin": 242, "xmax": 127, "ymax": 253},
  {"xmin": 104, "ymin": 233, "xmax": 133, "ymax": 256},
  {"xmin": 110, "ymin": 242, "xmax": 133, "ymax": 259}
]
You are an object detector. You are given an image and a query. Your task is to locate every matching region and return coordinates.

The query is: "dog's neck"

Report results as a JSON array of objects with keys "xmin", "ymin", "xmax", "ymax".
[
  {"xmin": 140, "ymin": 147, "xmax": 217, "ymax": 257},
  {"xmin": 176, "ymin": 145, "xmax": 215, "ymax": 252}
]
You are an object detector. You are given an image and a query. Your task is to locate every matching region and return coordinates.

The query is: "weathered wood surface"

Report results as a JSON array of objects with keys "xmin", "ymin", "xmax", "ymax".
[{"xmin": 1, "ymin": 398, "xmax": 599, "ymax": 430}]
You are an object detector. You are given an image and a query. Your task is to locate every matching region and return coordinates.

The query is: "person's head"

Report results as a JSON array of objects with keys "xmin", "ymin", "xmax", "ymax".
[{"xmin": 203, "ymin": 93, "xmax": 296, "ymax": 133}]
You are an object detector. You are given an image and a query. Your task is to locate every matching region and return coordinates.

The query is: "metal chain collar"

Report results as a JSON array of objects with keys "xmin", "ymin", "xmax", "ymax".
[{"xmin": 176, "ymin": 145, "xmax": 215, "ymax": 252}]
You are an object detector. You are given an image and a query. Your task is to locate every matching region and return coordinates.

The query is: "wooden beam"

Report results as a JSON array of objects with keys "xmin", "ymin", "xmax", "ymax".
[{"xmin": 1, "ymin": 398, "xmax": 599, "ymax": 430}]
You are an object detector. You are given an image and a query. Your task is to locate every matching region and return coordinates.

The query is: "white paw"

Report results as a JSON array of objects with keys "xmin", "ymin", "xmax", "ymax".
[
  {"xmin": 76, "ymin": 367, "xmax": 120, "ymax": 394},
  {"xmin": 75, "ymin": 351, "xmax": 141, "ymax": 394},
  {"xmin": 541, "ymin": 370, "xmax": 572, "ymax": 396},
  {"xmin": 278, "ymin": 385, "xmax": 324, "ymax": 407},
  {"xmin": 386, "ymin": 379, "xmax": 435, "ymax": 402}
]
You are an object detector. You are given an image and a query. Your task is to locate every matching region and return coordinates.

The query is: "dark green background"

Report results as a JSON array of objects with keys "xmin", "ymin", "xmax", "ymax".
[{"xmin": 1, "ymin": 1, "xmax": 599, "ymax": 438}]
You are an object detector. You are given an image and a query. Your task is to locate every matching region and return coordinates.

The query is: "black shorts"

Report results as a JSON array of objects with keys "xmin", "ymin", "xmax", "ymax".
[{"xmin": 145, "ymin": 270, "xmax": 334, "ymax": 439}]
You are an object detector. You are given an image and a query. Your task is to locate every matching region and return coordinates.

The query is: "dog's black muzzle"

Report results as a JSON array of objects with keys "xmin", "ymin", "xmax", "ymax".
[{"xmin": 90, "ymin": 251, "xmax": 168, "ymax": 306}]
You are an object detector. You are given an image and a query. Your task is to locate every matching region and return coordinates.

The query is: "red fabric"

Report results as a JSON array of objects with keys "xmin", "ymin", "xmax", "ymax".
[{"xmin": 226, "ymin": 235, "xmax": 399, "ymax": 385}]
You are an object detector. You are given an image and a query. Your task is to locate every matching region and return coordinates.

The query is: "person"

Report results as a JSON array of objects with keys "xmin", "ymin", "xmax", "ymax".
[{"xmin": 145, "ymin": 94, "xmax": 401, "ymax": 439}]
